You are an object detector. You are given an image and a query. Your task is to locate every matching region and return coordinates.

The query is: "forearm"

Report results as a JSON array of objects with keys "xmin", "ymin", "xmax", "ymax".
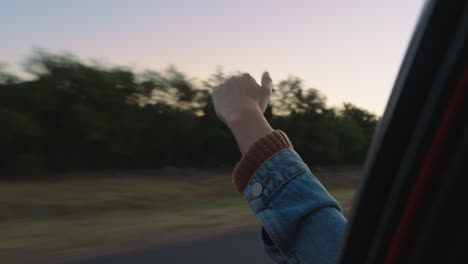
[
  {"xmin": 233, "ymin": 131, "xmax": 347, "ymax": 264},
  {"xmin": 211, "ymin": 72, "xmax": 346, "ymax": 263},
  {"xmin": 227, "ymin": 106, "xmax": 273, "ymax": 155},
  {"xmin": 245, "ymin": 150, "xmax": 346, "ymax": 264}
]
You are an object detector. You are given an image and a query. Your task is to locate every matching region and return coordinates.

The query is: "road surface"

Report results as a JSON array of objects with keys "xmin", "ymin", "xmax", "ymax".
[{"xmin": 64, "ymin": 228, "xmax": 272, "ymax": 264}]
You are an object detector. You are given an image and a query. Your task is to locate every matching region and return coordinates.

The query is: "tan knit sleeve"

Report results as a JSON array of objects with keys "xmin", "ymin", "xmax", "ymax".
[{"xmin": 232, "ymin": 130, "xmax": 293, "ymax": 192}]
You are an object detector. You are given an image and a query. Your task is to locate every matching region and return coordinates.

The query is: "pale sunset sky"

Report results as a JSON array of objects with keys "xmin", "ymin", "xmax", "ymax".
[{"xmin": 1, "ymin": 0, "xmax": 425, "ymax": 114}]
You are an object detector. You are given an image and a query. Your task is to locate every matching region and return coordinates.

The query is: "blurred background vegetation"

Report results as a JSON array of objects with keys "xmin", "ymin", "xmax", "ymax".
[
  {"xmin": 0, "ymin": 51, "xmax": 376, "ymax": 263},
  {"xmin": 0, "ymin": 51, "xmax": 379, "ymax": 178}
]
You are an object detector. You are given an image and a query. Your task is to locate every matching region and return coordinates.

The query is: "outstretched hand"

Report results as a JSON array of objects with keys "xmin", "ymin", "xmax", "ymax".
[{"xmin": 211, "ymin": 72, "xmax": 274, "ymax": 155}]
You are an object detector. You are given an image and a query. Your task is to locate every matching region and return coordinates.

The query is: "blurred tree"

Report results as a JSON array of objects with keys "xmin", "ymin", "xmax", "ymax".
[
  {"xmin": 272, "ymin": 76, "xmax": 326, "ymax": 116},
  {"xmin": 0, "ymin": 51, "xmax": 379, "ymax": 178}
]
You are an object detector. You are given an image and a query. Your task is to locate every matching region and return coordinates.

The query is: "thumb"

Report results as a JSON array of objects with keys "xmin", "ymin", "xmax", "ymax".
[{"xmin": 261, "ymin": 71, "xmax": 273, "ymax": 90}]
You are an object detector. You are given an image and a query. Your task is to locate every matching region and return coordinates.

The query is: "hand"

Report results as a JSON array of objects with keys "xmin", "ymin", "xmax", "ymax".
[
  {"xmin": 212, "ymin": 72, "xmax": 272, "ymax": 125},
  {"xmin": 212, "ymin": 72, "xmax": 274, "ymax": 154}
]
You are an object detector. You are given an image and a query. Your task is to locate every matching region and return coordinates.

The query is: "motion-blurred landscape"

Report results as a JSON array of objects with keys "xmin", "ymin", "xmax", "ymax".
[
  {"xmin": 0, "ymin": 0, "xmax": 429, "ymax": 261},
  {"xmin": 0, "ymin": 51, "xmax": 377, "ymax": 263}
]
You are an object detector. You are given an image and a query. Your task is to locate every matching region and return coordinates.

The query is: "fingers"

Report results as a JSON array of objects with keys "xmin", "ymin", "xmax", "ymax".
[
  {"xmin": 241, "ymin": 73, "xmax": 252, "ymax": 79},
  {"xmin": 261, "ymin": 71, "xmax": 272, "ymax": 91},
  {"xmin": 241, "ymin": 73, "xmax": 258, "ymax": 87},
  {"xmin": 218, "ymin": 72, "xmax": 267, "ymax": 89}
]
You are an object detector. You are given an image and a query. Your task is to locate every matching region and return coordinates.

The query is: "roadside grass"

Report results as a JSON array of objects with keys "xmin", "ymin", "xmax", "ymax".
[{"xmin": 0, "ymin": 168, "xmax": 359, "ymax": 263}]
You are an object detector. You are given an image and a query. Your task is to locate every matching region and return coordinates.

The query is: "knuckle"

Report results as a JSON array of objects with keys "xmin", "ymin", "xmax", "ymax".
[{"xmin": 241, "ymin": 73, "xmax": 253, "ymax": 80}]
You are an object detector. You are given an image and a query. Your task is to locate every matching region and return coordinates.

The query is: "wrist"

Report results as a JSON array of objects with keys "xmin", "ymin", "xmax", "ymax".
[
  {"xmin": 227, "ymin": 106, "xmax": 274, "ymax": 155},
  {"xmin": 225, "ymin": 105, "xmax": 260, "ymax": 128}
]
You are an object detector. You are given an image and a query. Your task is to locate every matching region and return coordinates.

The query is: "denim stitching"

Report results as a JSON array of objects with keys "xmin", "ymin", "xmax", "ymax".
[
  {"xmin": 255, "ymin": 168, "xmax": 307, "ymax": 212},
  {"xmin": 245, "ymin": 148, "xmax": 293, "ymax": 190}
]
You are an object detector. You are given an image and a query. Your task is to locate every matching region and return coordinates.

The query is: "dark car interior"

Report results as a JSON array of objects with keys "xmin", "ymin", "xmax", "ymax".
[{"xmin": 339, "ymin": 1, "xmax": 468, "ymax": 263}]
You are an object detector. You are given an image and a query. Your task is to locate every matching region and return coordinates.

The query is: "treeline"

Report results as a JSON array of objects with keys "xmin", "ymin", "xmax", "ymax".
[{"xmin": 0, "ymin": 51, "xmax": 379, "ymax": 176}]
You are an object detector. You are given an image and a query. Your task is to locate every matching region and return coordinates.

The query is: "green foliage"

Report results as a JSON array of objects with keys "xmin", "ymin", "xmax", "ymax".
[
  {"xmin": 0, "ymin": 52, "xmax": 379, "ymax": 177},
  {"xmin": 272, "ymin": 76, "xmax": 326, "ymax": 116}
]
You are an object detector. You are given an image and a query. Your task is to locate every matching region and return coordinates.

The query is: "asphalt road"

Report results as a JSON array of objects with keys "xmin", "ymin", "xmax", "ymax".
[{"xmin": 64, "ymin": 228, "xmax": 272, "ymax": 264}]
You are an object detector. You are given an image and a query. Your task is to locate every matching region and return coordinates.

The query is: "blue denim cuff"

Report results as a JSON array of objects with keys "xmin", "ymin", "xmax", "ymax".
[
  {"xmin": 242, "ymin": 149, "xmax": 310, "ymax": 212},
  {"xmin": 242, "ymin": 148, "xmax": 346, "ymax": 264}
]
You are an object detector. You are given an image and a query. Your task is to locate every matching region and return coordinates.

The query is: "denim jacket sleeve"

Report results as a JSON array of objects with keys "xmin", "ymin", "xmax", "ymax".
[{"xmin": 242, "ymin": 149, "xmax": 347, "ymax": 264}]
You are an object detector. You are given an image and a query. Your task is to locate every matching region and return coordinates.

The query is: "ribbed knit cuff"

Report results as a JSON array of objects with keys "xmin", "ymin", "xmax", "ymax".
[{"xmin": 233, "ymin": 130, "xmax": 293, "ymax": 192}]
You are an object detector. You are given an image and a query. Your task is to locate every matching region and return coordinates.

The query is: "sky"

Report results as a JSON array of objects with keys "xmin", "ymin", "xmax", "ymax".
[{"xmin": 1, "ymin": 0, "xmax": 425, "ymax": 114}]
